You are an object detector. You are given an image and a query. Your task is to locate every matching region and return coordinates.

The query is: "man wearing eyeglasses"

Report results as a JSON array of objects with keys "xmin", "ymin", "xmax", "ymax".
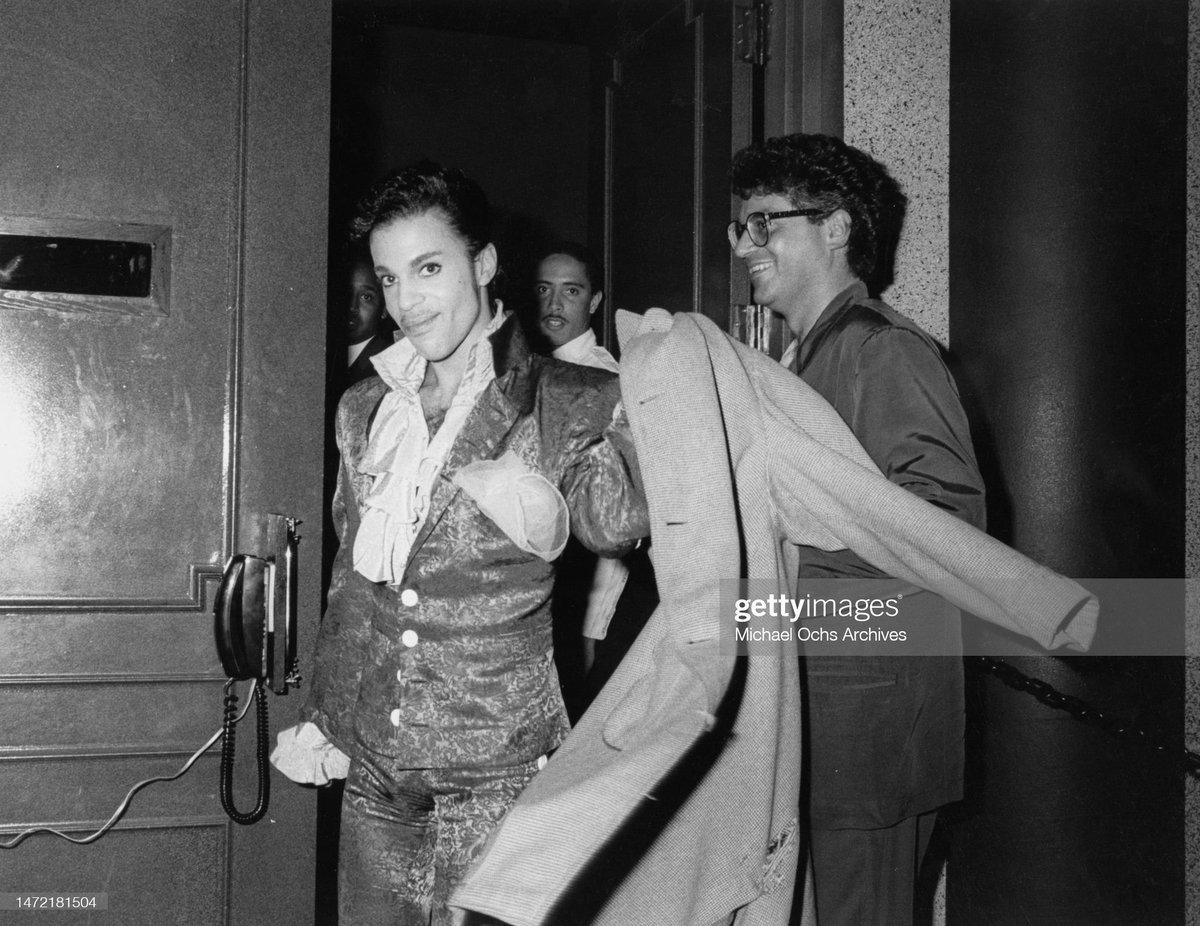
[{"xmin": 729, "ymin": 133, "xmax": 986, "ymax": 926}]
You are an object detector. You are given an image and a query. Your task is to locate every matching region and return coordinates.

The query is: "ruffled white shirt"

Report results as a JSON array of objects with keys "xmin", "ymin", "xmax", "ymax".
[{"xmin": 352, "ymin": 307, "xmax": 508, "ymax": 584}]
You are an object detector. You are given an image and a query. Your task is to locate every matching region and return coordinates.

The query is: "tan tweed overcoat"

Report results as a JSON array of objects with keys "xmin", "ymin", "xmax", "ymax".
[{"xmin": 452, "ymin": 312, "xmax": 1097, "ymax": 926}]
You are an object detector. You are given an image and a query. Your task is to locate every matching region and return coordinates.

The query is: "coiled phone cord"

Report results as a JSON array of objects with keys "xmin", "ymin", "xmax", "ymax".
[
  {"xmin": 0, "ymin": 679, "xmax": 257, "ymax": 849},
  {"xmin": 219, "ymin": 677, "xmax": 271, "ymax": 825}
]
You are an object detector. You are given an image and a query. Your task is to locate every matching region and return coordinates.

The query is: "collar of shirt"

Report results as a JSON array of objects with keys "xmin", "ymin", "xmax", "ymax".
[
  {"xmin": 347, "ymin": 337, "xmax": 372, "ymax": 368},
  {"xmin": 368, "ymin": 305, "xmax": 502, "ymax": 393},
  {"xmin": 551, "ymin": 328, "xmax": 598, "ymax": 363},
  {"xmin": 551, "ymin": 328, "xmax": 620, "ymax": 373},
  {"xmin": 353, "ymin": 304, "xmax": 508, "ymax": 584},
  {"xmin": 789, "ymin": 281, "xmax": 869, "ymax": 373}
]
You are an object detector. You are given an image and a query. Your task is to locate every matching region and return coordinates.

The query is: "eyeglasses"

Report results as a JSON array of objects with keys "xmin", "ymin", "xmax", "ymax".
[{"xmin": 727, "ymin": 209, "xmax": 824, "ymax": 248}]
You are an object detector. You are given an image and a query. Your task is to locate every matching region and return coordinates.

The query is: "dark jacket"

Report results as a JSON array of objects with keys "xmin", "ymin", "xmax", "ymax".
[
  {"xmin": 794, "ymin": 282, "xmax": 985, "ymax": 829},
  {"xmin": 343, "ymin": 332, "xmax": 392, "ymax": 390}
]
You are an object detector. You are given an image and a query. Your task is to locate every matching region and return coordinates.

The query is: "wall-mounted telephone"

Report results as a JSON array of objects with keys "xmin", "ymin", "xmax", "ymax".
[
  {"xmin": 1, "ymin": 514, "xmax": 304, "ymax": 849},
  {"xmin": 213, "ymin": 514, "xmax": 301, "ymax": 824}
]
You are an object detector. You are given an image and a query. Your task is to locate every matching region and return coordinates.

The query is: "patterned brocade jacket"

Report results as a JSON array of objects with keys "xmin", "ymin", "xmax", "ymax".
[{"xmin": 302, "ymin": 316, "xmax": 648, "ymax": 769}]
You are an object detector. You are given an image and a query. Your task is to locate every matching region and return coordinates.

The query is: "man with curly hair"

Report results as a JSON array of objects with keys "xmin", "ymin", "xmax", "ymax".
[{"xmin": 729, "ymin": 133, "xmax": 986, "ymax": 926}]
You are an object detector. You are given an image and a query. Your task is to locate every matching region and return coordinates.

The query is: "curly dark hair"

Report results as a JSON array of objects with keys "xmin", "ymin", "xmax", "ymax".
[
  {"xmin": 348, "ymin": 160, "xmax": 492, "ymax": 258},
  {"xmin": 536, "ymin": 240, "xmax": 604, "ymax": 295},
  {"xmin": 729, "ymin": 133, "xmax": 907, "ymax": 289}
]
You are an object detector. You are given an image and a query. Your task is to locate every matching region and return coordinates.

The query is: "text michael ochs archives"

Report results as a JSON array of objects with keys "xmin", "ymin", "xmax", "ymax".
[{"xmin": 733, "ymin": 593, "xmax": 907, "ymax": 644}]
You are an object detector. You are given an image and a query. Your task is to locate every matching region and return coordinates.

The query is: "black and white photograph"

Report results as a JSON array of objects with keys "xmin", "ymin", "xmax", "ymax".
[{"xmin": 0, "ymin": 1, "xmax": 1194, "ymax": 924}]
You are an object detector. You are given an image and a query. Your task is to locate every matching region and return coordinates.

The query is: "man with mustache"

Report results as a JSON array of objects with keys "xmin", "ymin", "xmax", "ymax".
[
  {"xmin": 533, "ymin": 241, "xmax": 614, "ymax": 372},
  {"xmin": 532, "ymin": 242, "xmax": 655, "ymax": 715},
  {"xmin": 272, "ymin": 161, "xmax": 647, "ymax": 926}
]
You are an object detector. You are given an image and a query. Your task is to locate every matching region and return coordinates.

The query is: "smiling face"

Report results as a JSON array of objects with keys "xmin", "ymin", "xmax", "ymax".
[
  {"xmin": 733, "ymin": 191, "xmax": 839, "ymax": 339},
  {"xmin": 346, "ymin": 261, "xmax": 385, "ymax": 344},
  {"xmin": 369, "ymin": 209, "xmax": 497, "ymax": 368},
  {"xmin": 535, "ymin": 253, "xmax": 602, "ymax": 349}
]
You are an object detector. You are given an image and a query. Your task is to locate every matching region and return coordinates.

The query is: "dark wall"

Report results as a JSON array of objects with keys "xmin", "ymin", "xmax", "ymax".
[
  {"xmin": 331, "ymin": 21, "xmax": 592, "ymax": 313},
  {"xmin": 947, "ymin": 2, "xmax": 1187, "ymax": 924}
]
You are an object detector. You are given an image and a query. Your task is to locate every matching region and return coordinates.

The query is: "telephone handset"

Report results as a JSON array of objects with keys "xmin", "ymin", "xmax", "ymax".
[{"xmin": 213, "ymin": 514, "xmax": 301, "ymax": 824}]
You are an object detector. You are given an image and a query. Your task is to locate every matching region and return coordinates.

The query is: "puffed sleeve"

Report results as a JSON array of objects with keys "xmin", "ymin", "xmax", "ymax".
[{"xmin": 555, "ymin": 378, "xmax": 650, "ymax": 559}]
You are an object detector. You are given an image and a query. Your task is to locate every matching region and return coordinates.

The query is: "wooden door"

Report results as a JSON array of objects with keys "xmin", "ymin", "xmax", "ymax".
[
  {"xmin": 0, "ymin": 2, "xmax": 330, "ymax": 923},
  {"xmin": 599, "ymin": 0, "xmax": 843, "ymax": 348},
  {"xmin": 602, "ymin": 0, "xmax": 743, "ymax": 338}
]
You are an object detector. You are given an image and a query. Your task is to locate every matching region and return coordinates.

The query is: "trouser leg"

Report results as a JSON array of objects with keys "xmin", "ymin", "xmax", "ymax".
[
  {"xmin": 808, "ymin": 810, "xmax": 937, "ymax": 926},
  {"xmin": 339, "ymin": 757, "xmax": 436, "ymax": 926},
  {"xmin": 428, "ymin": 762, "xmax": 539, "ymax": 926},
  {"xmin": 338, "ymin": 754, "xmax": 540, "ymax": 926}
]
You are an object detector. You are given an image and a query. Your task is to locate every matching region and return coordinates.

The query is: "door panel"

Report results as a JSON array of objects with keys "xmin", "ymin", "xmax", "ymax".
[
  {"xmin": 8, "ymin": 754, "xmax": 225, "ymax": 823},
  {"xmin": 0, "ymin": 2, "xmax": 329, "ymax": 924},
  {"xmin": 31, "ymin": 827, "xmax": 228, "ymax": 922},
  {"xmin": 1, "ymin": 682, "xmax": 218, "ymax": 750},
  {"xmin": 606, "ymin": 0, "xmax": 738, "ymax": 332},
  {"xmin": 0, "ymin": 5, "xmax": 235, "ymax": 601}
]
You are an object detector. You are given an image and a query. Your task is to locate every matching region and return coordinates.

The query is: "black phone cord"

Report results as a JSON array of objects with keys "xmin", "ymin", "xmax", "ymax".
[{"xmin": 219, "ymin": 678, "xmax": 271, "ymax": 824}]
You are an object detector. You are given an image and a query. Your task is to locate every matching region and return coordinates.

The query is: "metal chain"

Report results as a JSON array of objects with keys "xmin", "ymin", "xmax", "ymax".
[{"xmin": 971, "ymin": 656, "xmax": 1200, "ymax": 778}]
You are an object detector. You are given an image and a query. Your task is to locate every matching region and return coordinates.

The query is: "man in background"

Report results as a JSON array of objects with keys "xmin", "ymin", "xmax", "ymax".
[
  {"xmin": 532, "ymin": 242, "xmax": 656, "ymax": 713},
  {"xmin": 729, "ymin": 133, "xmax": 985, "ymax": 926},
  {"xmin": 340, "ymin": 246, "xmax": 392, "ymax": 390},
  {"xmin": 534, "ymin": 241, "xmax": 616, "ymax": 371}
]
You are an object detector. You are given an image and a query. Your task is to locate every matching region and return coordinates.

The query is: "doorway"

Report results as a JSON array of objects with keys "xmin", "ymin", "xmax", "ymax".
[{"xmin": 322, "ymin": 4, "xmax": 755, "ymax": 919}]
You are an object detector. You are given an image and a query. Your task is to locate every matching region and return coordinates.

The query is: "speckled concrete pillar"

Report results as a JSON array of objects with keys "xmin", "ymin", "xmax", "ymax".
[
  {"xmin": 843, "ymin": 2, "xmax": 1197, "ymax": 923},
  {"xmin": 842, "ymin": 5, "xmax": 952, "ymax": 921},
  {"xmin": 843, "ymin": 0, "xmax": 950, "ymax": 343}
]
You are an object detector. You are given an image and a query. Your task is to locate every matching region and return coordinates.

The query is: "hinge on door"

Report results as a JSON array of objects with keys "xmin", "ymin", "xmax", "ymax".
[{"xmin": 736, "ymin": 2, "xmax": 771, "ymax": 66}]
